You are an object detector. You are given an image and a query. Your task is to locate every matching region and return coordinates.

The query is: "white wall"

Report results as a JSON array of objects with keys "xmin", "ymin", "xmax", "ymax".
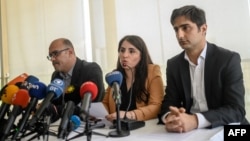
[
  {"xmin": 1, "ymin": 0, "xmax": 250, "ymax": 87},
  {"xmin": 115, "ymin": 0, "xmax": 250, "ymax": 62},
  {"xmin": 1, "ymin": 0, "xmax": 250, "ymax": 119},
  {"xmin": 1, "ymin": 0, "xmax": 90, "ymax": 84}
]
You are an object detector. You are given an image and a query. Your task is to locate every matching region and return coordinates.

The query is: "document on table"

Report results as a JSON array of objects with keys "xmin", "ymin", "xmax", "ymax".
[{"xmin": 89, "ymin": 102, "xmax": 112, "ymax": 127}]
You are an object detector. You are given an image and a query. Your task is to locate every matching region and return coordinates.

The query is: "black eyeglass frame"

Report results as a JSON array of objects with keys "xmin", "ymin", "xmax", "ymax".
[{"xmin": 47, "ymin": 48, "xmax": 69, "ymax": 60}]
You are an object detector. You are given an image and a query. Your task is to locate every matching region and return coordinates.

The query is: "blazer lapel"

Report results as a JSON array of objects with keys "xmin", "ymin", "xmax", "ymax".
[
  {"xmin": 204, "ymin": 43, "xmax": 215, "ymax": 107},
  {"xmin": 71, "ymin": 58, "xmax": 81, "ymax": 85},
  {"xmin": 179, "ymin": 53, "xmax": 192, "ymax": 110}
]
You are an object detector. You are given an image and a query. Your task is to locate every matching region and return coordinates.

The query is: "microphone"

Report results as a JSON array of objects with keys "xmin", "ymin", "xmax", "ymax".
[
  {"xmin": 28, "ymin": 78, "xmax": 64, "ymax": 126},
  {"xmin": 119, "ymin": 66, "xmax": 145, "ymax": 131},
  {"xmin": 2, "ymin": 73, "xmax": 28, "ymax": 87},
  {"xmin": 0, "ymin": 73, "xmax": 28, "ymax": 98},
  {"xmin": 12, "ymin": 81, "xmax": 47, "ymax": 140},
  {"xmin": 79, "ymin": 81, "xmax": 98, "ymax": 121},
  {"xmin": 0, "ymin": 85, "xmax": 20, "ymax": 104},
  {"xmin": 0, "ymin": 75, "xmax": 36, "ymax": 140},
  {"xmin": 0, "ymin": 85, "xmax": 19, "ymax": 132},
  {"xmin": 70, "ymin": 115, "xmax": 81, "ymax": 130},
  {"xmin": 0, "ymin": 73, "xmax": 28, "ymax": 122},
  {"xmin": 105, "ymin": 71, "xmax": 130, "ymax": 137},
  {"xmin": 59, "ymin": 115, "xmax": 81, "ymax": 140},
  {"xmin": 0, "ymin": 89, "xmax": 30, "ymax": 140},
  {"xmin": 105, "ymin": 71, "xmax": 122, "ymax": 105},
  {"xmin": 18, "ymin": 75, "xmax": 39, "ymax": 90},
  {"xmin": 57, "ymin": 100, "xmax": 75, "ymax": 139},
  {"xmin": 66, "ymin": 82, "xmax": 108, "ymax": 141}
]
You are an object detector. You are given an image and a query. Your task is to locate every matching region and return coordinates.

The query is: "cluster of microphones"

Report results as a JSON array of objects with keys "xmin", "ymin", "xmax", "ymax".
[
  {"xmin": 0, "ymin": 70, "xmax": 144, "ymax": 140},
  {"xmin": 0, "ymin": 73, "xmax": 100, "ymax": 141}
]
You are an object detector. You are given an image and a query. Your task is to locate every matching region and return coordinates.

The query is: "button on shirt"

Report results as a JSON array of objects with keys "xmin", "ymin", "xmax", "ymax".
[
  {"xmin": 184, "ymin": 44, "xmax": 211, "ymax": 128},
  {"xmin": 185, "ymin": 51, "xmax": 208, "ymax": 113}
]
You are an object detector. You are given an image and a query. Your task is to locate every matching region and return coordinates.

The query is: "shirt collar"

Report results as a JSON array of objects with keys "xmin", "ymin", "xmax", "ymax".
[
  {"xmin": 184, "ymin": 43, "xmax": 207, "ymax": 63},
  {"xmin": 59, "ymin": 63, "xmax": 75, "ymax": 79}
]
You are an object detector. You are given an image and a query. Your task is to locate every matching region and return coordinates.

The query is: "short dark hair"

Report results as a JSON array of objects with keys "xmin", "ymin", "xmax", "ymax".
[{"xmin": 170, "ymin": 5, "xmax": 206, "ymax": 28}]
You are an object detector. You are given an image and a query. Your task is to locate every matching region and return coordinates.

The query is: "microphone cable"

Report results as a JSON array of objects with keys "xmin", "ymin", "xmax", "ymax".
[
  {"xmin": 119, "ymin": 65, "xmax": 146, "ymax": 131},
  {"xmin": 123, "ymin": 65, "xmax": 134, "ymax": 120}
]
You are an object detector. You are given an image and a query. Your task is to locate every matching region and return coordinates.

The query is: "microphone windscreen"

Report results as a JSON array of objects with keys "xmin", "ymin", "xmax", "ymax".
[
  {"xmin": 11, "ymin": 89, "xmax": 30, "ymax": 108},
  {"xmin": 105, "ymin": 71, "xmax": 123, "ymax": 87},
  {"xmin": 47, "ymin": 78, "xmax": 64, "ymax": 99},
  {"xmin": 80, "ymin": 81, "xmax": 98, "ymax": 100},
  {"xmin": 20, "ymin": 75, "xmax": 39, "ymax": 90},
  {"xmin": 0, "ymin": 73, "xmax": 28, "ymax": 98},
  {"xmin": 7, "ymin": 73, "xmax": 29, "ymax": 86},
  {"xmin": 25, "ymin": 75, "xmax": 39, "ymax": 83},
  {"xmin": 29, "ymin": 81, "xmax": 47, "ymax": 99},
  {"xmin": 70, "ymin": 115, "xmax": 81, "ymax": 130},
  {"xmin": 1, "ymin": 85, "xmax": 19, "ymax": 104}
]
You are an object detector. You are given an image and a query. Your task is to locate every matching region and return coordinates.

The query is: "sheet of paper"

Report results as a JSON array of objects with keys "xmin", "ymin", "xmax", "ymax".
[{"xmin": 89, "ymin": 102, "xmax": 112, "ymax": 127}]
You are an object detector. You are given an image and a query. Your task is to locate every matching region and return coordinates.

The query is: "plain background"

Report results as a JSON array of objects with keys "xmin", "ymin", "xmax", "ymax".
[{"xmin": 0, "ymin": 0, "xmax": 249, "ymax": 120}]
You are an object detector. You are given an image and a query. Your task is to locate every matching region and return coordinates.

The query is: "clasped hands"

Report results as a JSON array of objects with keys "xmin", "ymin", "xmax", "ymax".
[{"xmin": 164, "ymin": 106, "xmax": 198, "ymax": 133}]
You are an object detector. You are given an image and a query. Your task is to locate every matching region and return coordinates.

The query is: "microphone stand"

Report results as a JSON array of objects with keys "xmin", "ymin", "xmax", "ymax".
[
  {"xmin": 108, "ymin": 83, "xmax": 130, "ymax": 137},
  {"xmin": 20, "ymin": 112, "xmax": 56, "ymax": 141},
  {"xmin": 108, "ymin": 102, "xmax": 130, "ymax": 137},
  {"xmin": 11, "ymin": 98, "xmax": 38, "ymax": 140},
  {"xmin": 66, "ymin": 106, "xmax": 108, "ymax": 141}
]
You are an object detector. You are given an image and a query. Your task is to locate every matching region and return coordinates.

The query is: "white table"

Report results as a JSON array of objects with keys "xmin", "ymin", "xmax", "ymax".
[{"xmin": 21, "ymin": 119, "xmax": 224, "ymax": 141}]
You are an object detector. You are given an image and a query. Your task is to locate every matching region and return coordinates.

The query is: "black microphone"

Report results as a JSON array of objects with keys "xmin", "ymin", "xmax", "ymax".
[
  {"xmin": 64, "ymin": 115, "xmax": 81, "ymax": 139},
  {"xmin": 57, "ymin": 100, "xmax": 75, "ymax": 139},
  {"xmin": 105, "ymin": 71, "xmax": 130, "ymax": 137},
  {"xmin": 12, "ymin": 81, "xmax": 47, "ymax": 140},
  {"xmin": 119, "ymin": 65, "xmax": 145, "ymax": 131},
  {"xmin": 60, "ymin": 115, "xmax": 82, "ymax": 141},
  {"xmin": 28, "ymin": 78, "xmax": 64, "ymax": 127},
  {"xmin": 0, "ymin": 103, "xmax": 10, "ymax": 128}
]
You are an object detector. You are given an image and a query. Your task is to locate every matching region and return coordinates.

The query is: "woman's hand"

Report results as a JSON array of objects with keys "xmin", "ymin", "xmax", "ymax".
[{"xmin": 105, "ymin": 111, "xmax": 127, "ymax": 122}]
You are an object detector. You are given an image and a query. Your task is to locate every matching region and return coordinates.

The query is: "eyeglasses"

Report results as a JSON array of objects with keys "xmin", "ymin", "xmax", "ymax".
[{"xmin": 47, "ymin": 48, "xmax": 69, "ymax": 61}]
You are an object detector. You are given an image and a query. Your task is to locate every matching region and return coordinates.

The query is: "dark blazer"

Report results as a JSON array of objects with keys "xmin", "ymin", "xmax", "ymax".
[
  {"xmin": 159, "ymin": 42, "xmax": 249, "ymax": 128},
  {"xmin": 51, "ymin": 58, "xmax": 104, "ymax": 106}
]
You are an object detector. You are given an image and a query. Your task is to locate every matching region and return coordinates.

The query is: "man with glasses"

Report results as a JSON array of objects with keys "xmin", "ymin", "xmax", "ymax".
[{"xmin": 46, "ymin": 38, "xmax": 104, "ymax": 121}]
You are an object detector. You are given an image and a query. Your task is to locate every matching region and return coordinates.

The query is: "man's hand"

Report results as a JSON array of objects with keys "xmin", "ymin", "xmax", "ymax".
[{"xmin": 164, "ymin": 106, "xmax": 198, "ymax": 133}]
